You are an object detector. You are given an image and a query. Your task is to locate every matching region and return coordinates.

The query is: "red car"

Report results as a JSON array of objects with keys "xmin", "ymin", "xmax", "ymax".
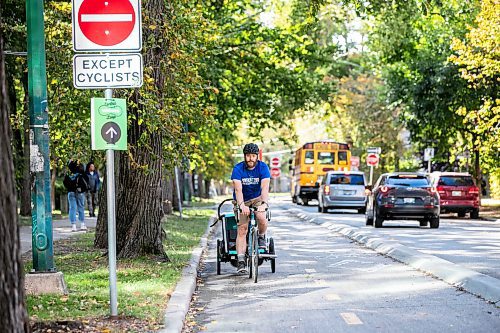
[{"xmin": 430, "ymin": 172, "xmax": 479, "ymax": 219}]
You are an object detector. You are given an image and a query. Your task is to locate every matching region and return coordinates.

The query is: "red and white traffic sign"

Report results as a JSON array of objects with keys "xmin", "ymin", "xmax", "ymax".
[
  {"xmin": 72, "ymin": 0, "xmax": 142, "ymax": 52},
  {"xmin": 270, "ymin": 156, "xmax": 281, "ymax": 168},
  {"xmin": 366, "ymin": 153, "xmax": 379, "ymax": 167},
  {"xmin": 270, "ymin": 168, "xmax": 281, "ymax": 179}
]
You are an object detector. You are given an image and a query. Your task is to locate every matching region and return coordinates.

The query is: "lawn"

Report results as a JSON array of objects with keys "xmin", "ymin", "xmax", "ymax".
[{"xmin": 26, "ymin": 208, "xmax": 214, "ymax": 332}]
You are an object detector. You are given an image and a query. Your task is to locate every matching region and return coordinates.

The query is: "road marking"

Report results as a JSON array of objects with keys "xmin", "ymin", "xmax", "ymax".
[
  {"xmin": 305, "ymin": 268, "xmax": 316, "ymax": 273},
  {"xmin": 324, "ymin": 293, "xmax": 341, "ymax": 300},
  {"xmin": 340, "ymin": 312, "xmax": 363, "ymax": 325}
]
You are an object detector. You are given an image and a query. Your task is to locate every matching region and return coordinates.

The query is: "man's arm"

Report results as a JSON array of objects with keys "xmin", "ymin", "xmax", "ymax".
[
  {"xmin": 260, "ymin": 178, "xmax": 270, "ymax": 206},
  {"xmin": 233, "ymin": 179, "xmax": 250, "ymax": 215}
]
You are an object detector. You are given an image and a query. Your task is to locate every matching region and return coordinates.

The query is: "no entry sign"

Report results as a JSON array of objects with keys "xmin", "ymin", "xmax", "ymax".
[
  {"xmin": 72, "ymin": 0, "xmax": 142, "ymax": 52},
  {"xmin": 366, "ymin": 153, "xmax": 379, "ymax": 167},
  {"xmin": 271, "ymin": 168, "xmax": 281, "ymax": 179}
]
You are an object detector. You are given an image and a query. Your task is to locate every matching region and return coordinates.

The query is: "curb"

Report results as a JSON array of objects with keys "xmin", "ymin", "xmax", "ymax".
[
  {"xmin": 160, "ymin": 216, "xmax": 216, "ymax": 333},
  {"xmin": 289, "ymin": 208, "xmax": 500, "ymax": 307}
]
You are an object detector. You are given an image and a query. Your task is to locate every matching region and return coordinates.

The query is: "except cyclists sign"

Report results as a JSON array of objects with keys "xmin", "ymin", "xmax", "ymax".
[
  {"xmin": 366, "ymin": 153, "xmax": 379, "ymax": 167},
  {"xmin": 72, "ymin": 0, "xmax": 142, "ymax": 51}
]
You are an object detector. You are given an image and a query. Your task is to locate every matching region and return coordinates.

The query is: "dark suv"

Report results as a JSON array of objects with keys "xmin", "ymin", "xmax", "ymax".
[
  {"xmin": 429, "ymin": 172, "xmax": 479, "ymax": 219},
  {"xmin": 366, "ymin": 172, "xmax": 440, "ymax": 228}
]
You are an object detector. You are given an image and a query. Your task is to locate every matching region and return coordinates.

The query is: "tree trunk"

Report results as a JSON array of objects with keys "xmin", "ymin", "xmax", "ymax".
[
  {"xmin": 20, "ymin": 73, "xmax": 31, "ymax": 216},
  {"xmin": 0, "ymin": 24, "xmax": 30, "ymax": 332},
  {"xmin": 163, "ymin": 169, "xmax": 174, "ymax": 214},
  {"xmin": 197, "ymin": 172, "xmax": 204, "ymax": 198},
  {"xmin": 94, "ymin": 167, "xmax": 108, "ymax": 249},
  {"xmin": 204, "ymin": 178, "xmax": 211, "ymax": 198}
]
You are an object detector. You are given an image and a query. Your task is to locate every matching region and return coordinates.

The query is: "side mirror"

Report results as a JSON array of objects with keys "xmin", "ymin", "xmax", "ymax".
[{"xmin": 288, "ymin": 159, "xmax": 293, "ymax": 171}]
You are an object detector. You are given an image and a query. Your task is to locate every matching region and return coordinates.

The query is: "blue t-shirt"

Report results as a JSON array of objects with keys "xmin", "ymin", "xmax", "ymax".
[{"xmin": 231, "ymin": 160, "xmax": 271, "ymax": 201}]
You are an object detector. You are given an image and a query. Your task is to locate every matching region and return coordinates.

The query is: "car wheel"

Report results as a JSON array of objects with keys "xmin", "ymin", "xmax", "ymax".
[
  {"xmin": 365, "ymin": 209, "xmax": 374, "ymax": 226},
  {"xmin": 429, "ymin": 217, "xmax": 440, "ymax": 229},
  {"xmin": 358, "ymin": 207, "xmax": 366, "ymax": 214},
  {"xmin": 419, "ymin": 219, "xmax": 428, "ymax": 227},
  {"xmin": 458, "ymin": 211, "xmax": 466, "ymax": 218},
  {"xmin": 470, "ymin": 209, "xmax": 479, "ymax": 219},
  {"xmin": 303, "ymin": 199, "xmax": 309, "ymax": 206},
  {"xmin": 374, "ymin": 207, "xmax": 383, "ymax": 228},
  {"xmin": 317, "ymin": 202, "xmax": 322, "ymax": 212}
]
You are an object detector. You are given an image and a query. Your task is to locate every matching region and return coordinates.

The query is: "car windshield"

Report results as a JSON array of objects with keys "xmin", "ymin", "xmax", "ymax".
[
  {"xmin": 386, "ymin": 176, "xmax": 429, "ymax": 186},
  {"xmin": 438, "ymin": 176, "xmax": 474, "ymax": 186},
  {"xmin": 330, "ymin": 174, "xmax": 365, "ymax": 185}
]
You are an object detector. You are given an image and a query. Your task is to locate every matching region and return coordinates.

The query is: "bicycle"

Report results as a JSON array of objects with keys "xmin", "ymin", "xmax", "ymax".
[{"xmin": 213, "ymin": 199, "xmax": 276, "ymax": 282}]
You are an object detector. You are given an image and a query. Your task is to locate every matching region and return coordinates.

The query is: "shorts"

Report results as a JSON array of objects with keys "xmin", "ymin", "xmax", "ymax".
[{"xmin": 232, "ymin": 196, "xmax": 265, "ymax": 226}]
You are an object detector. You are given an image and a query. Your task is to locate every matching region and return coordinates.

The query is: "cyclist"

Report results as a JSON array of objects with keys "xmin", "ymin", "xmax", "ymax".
[{"xmin": 231, "ymin": 143, "xmax": 271, "ymax": 274}]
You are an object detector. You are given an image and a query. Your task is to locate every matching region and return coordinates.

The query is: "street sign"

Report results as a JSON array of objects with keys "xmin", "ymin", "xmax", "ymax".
[
  {"xmin": 367, "ymin": 147, "xmax": 381, "ymax": 154},
  {"xmin": 72, "ymin": 0, "xmax": 142, "ymax": 52},
  {"xmin": 424, "ymin": 148, "xmax": 435, "ymax": 161},
  {"xmin": 73, "ymin": 53, "xmax": 143, "ymax": 89},
  {"xmin": 270, "ymin": 156, "xmax": 281, "ymax": 168},
  {"xmin": 366, "ymin": 153, "xmax": 379, "ymax": 167},
  {"xmin": 91, "ymin": 98, "xmax": 127, "ymax": 150},
  {"xmin": 270, "ymin": 168, "xmax": 281, "ymax": 179}
]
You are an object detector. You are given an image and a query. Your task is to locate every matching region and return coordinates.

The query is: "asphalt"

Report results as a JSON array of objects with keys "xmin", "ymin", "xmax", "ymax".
[{"xmin": 19, "ymin": 204, "xmax": 500, "ymax": 332}]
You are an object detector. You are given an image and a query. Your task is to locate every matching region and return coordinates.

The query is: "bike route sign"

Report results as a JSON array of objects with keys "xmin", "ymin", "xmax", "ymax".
[
  {"xmin": 72, "ymin": 0, "xmax": 142, "ymax": 52},
  {"xmin": 91, "ymin": 98, "xmax": 127, "ymax": 150}
]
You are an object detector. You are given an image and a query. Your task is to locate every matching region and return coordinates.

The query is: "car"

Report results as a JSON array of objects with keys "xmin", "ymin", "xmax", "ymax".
[
  {"xmin": 318, "ymin": 171, "xmax": 367, "ymax": 213},
  {"xmin": 429, "ymin": 172, "xmax": 479, "ymax": 218},
  {"xmin": 365, "ymin": 172, "xmax": 440, "ymax": 228}
]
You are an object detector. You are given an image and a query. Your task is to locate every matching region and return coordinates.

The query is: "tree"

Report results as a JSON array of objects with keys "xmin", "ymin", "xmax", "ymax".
[{"xmin": 0, "ymin": 5, "xmax": 29, "ymax": 330}]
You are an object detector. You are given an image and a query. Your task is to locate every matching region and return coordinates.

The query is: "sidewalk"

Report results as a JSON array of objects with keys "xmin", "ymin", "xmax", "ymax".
[{"xmin": 20, "ymin": 216, "xmax": 97, "ymax": 255}]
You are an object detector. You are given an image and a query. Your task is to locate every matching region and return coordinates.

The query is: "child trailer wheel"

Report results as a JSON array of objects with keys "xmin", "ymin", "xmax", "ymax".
[
  {"xmin": 216, "ymin": 239, "xmax": 222, "ymax": 275},
  {"xmin": 269, "ymin": 237, "xmax": 276, "ymax": 273}
]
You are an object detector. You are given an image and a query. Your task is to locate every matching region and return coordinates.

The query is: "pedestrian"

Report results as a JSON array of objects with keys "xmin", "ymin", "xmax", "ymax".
[
  {"xmin": 85, "ymin": 161, "xmax": 101, "ymax": 217},
  {"xmin": 63, "ymin": 159, "xmax": 89, "ymax": 231}
]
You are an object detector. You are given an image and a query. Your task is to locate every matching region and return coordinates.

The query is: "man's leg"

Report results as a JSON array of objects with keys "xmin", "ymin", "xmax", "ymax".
[
  {"xmin": 236, "ymin": 214, "xmax": 249, "ymax": 273},
  {"xmin": 256, "ymin": 212, "xmax": 268, "ymax": 247}
]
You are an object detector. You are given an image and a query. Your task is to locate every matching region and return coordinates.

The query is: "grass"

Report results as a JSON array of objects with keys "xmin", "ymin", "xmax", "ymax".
[{"xmin": 25, "ymin": 208, "xmax": 214, "ymax": 329}]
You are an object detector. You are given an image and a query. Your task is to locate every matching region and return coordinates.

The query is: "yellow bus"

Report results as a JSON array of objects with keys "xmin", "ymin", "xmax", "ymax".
[{"xmin": 291, "ymin": 140, "xmax": 351, "ymax": 205}]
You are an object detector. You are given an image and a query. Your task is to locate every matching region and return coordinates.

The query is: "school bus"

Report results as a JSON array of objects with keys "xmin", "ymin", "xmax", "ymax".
[{"xmin": 291, "ymin": 141, "xmax": 351, "ymax": 205}]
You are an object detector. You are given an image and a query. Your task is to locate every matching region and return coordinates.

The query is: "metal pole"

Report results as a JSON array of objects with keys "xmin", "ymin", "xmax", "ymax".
[
  {"xmin": 273, "ymin": 177, "xmax": 277, "ymax": 198},
  {"xmin": 428, "ymin": 159, "xmax": 431, "ymax": 173},
  {"xmin": 174, "ymin": 166, "xmax": 183, "ymax": 219},
  {"xmin": 105, "ymin": 88, "xmax": 118, "ymax": 316},
  {"xmin": 27, "ymin": 0, "xmax": 54, "ymax": 271},
  {"xmin": 369, "ymin": 166, "xmax": 374, "ymax": 186}
]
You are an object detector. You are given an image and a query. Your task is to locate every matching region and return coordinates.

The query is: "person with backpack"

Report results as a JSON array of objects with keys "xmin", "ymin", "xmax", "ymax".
[{"xmin": 63, "ymin": 159, "xmax": 90, "ymax": 231}]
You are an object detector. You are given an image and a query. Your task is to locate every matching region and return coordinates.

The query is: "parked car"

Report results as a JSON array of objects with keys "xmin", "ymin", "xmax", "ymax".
[
  {"xmin": 318, "ymin": 171, "xmax": 367, "ymax": 213},
  {"xmin": 365, "ymin": 172, "xmax": 440, "ymax": 228},
  {"xmin": 429, "ymin": 172, "xmax": 479, "ymax": 218}
]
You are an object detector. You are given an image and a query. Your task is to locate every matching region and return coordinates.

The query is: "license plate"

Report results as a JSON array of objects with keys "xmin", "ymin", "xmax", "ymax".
[
  {"xmin": 452, "ymin": 191, "xmax": 461, "ymax": 196},
  {"xmin": 403, "ymin": 198, "xmax": 415, "ymax": 204},
  {"xmin": 343, "ymin": 190, "xmax": 354, "ymax": 195}
]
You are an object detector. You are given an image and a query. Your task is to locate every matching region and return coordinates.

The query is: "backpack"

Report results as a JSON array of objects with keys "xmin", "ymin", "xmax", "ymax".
[
  {"xmin": 63, "ymin": 174, "xmax": 78, "ymax": 192},
  {"xmin": 76, "ymin": 173, "xmax": 90, "ymax": 193}
]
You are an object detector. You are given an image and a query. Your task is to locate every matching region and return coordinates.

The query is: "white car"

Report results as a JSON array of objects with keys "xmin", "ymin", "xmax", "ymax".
[{"xmin": 318, "ymin": 171, "xmax": 367, "ymax": 213}]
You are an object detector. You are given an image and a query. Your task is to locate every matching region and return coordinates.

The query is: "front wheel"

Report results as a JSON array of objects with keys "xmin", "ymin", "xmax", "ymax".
[
  {"xmin": 252, "ymin": 230, "xmax": 259, "ymax": 283},
  {"xmin": 470, "ymin": 209, "xmax": 479, "ymax": 219}
]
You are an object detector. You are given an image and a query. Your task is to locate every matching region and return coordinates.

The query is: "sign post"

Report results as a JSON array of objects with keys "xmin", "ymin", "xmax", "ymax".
[
  {"xmin": 366, "ymin": 152, "xmax": 380, "ymax": 185},
  {"xmin": 424, "ymin": 148, "xmax": 434, "ymax": 173},
  {"xmin": 270, "ymin": 156, "xmax": 281, "ymax": 196},
  {"xmin": 72, "ymin": 0, "xmax": 142, "ymax": 317}
]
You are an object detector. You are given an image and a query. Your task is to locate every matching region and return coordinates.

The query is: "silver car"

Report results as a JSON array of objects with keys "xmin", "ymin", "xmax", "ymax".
[{"xmin": 318, "ymin": 171, "xmax": 367, "ymax": 213}]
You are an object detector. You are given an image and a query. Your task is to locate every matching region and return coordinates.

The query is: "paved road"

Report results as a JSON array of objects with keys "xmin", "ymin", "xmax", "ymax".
[
  {"xmin": 184, "ymin": 200, "xmax": 500, "ymax": 333},
  {"xmin": 294, "ymin": 199, "xmax": 500, "ymax": 280}
]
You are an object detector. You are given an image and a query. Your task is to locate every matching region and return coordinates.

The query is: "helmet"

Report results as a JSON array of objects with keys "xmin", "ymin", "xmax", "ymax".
[{"xmin": 243, "ymin": 143, "xmax": 259, "ymax": 155}]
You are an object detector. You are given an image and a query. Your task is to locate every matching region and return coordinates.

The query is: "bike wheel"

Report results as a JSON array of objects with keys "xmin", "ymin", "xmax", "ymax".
[
  {"xmin": 252, "ymin": 230, "xmax": 259, "ymax": 283},
  {"xmin": 216, "ymin": 239, "xmax": 221, "ymax": 275},
  {"xmin": 269, "ymin": 238, "xmax": 276, "ymax": 273}
]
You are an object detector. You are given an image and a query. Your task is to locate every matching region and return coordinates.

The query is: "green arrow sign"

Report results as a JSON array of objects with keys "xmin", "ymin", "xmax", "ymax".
[{"xmin": 91, "ymin": 98, "xmax": 127, "ymax": 150}]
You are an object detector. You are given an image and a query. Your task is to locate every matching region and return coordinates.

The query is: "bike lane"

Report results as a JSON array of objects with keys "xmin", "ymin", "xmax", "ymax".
[{"xmin": 182, "ymin": 203, "xmax": 500, "ymax": 333}]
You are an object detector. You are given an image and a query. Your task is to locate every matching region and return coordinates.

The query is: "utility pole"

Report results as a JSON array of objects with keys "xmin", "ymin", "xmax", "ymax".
[{"xmin": 26, "ymin": 0, "xmax": 54, "ymax": 272}]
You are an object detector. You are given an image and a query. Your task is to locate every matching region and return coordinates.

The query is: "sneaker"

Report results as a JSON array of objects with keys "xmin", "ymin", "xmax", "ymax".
[
  {"xmin": 71, "ymin": 224, "xmax": 77, "ymax": 232},
  {"xmin": 258, "ymin": 235, "xmax": 266, "ymax": 248},
  {"xmin": 236, "ymin": 261, "xmax": 247, "ymax": 274},
  {"xmin": 80, "ymin": 223, "xmax": 87, "ymax": 231}
]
